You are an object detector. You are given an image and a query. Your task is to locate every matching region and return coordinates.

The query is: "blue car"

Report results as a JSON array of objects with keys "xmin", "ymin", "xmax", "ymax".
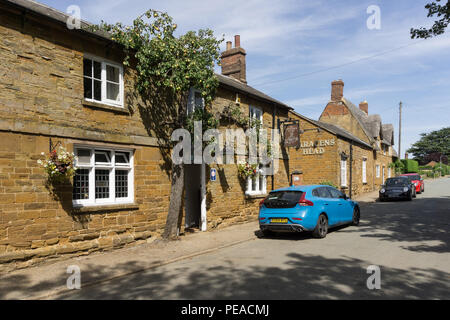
[{"xmin": 259, "ymin": 185, "xmax": 360, "ymax": 238}]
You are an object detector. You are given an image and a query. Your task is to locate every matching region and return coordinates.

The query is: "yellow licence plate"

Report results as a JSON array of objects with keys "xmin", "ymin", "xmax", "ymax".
[{"xmin": 271, "ymin": 218, "xmax": 288, "ymax": 223}]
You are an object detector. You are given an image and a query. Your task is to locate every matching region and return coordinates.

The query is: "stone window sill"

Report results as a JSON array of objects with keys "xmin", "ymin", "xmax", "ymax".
[
  {"xmin": 245, "ymin": 193, "xmax": 267, "ymax": 200},
  {"xmin": 83, "ymin": 99, "xmax": 130, "ymax": 114},
  {"xmin": 72, "ymin": 203, "xmax": 139, "ymax": 214}
]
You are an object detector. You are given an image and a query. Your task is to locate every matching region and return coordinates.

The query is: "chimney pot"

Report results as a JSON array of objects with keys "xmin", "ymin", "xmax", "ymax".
[
  {"xmin": 359, "ymin": 101, "xmax": 368, "ymax": 114},
  {"xmin": 331, "ymin": 80, "xmax": 344, "ymax": 101},
  {"xmin": 234, "ymin": 35, "xmax": 240, "ymax": 47}
]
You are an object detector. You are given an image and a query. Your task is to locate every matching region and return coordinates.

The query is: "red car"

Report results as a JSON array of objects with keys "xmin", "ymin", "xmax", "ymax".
[{"xmin": 399, "ymin": 173, "xmax": 425, "ymax": 194}]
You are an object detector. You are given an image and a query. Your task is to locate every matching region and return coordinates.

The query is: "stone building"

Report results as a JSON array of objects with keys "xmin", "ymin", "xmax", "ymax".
[
  {"xmin": 286, "ymin": 80, "xmax": 398, "ymax": 197},
  {"xmin": 0, "ymin": 0, "xmax": 397, "ymax": 271},
  {"xmin": 0, "ymin": 0, "xmax": 292, "ymax": 270}
]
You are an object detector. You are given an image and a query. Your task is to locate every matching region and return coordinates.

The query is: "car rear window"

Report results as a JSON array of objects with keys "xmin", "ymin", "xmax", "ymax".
[
  {"xmin": 407, "ymin": 175, "xmax": 420, "ymax": 181},
  {"xmin": 264, "ymin": 191, "xmax": 304, "ymax": 208}
]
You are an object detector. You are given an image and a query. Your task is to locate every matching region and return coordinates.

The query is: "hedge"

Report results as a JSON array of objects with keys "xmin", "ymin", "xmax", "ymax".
[{"xmin": 401, "ymin": 159, "xmax": 419, "ymax": 173}]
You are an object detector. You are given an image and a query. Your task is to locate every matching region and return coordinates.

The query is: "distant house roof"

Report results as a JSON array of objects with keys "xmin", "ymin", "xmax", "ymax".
[
  {"xmin": 425, "ymin": 161, "xmax": 438, "ymax": 167},
  {"xmin": 341, "ymin": 98, "xmax": 395, "ymax": 148},
  {"xmin": 289, "ymin": 111, "xmax": 373, "ymax": 149},
  {"xmin": 381, "ymin": 124, "xmax": 395, "ymax": 146}
]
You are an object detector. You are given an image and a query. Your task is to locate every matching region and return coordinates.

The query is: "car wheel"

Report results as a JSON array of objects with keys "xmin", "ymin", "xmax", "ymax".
[
  {"xmin": 352, "ymin": 207, "xmax": 360, "ymax": 226},
  {"xmin": 313, "ymin": 214, "xmax": 328, "ymax": 238}
]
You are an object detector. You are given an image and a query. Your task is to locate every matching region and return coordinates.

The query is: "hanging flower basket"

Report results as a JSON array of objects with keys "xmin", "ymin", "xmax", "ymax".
[
  {"xmin": 237, "ymin": 162, "xmax": 259, "ymax": 180},
  {"xmin": 37, "ymin": 146, "xmax": 76, "ymax": 184}
]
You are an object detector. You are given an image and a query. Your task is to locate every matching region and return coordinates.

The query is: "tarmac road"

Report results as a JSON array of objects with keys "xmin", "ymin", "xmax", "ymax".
[{"xmin": 53, "ymin": 178, "xmax": 450, "ymax": 299}]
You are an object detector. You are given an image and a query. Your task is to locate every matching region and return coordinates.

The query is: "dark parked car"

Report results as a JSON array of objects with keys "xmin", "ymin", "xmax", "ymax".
[{"xmin": 379, "ymin": 176, "xmax": 416, "ymax": 201}]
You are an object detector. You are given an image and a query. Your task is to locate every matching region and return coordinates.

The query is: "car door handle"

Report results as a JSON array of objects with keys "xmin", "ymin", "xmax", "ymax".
[
  {"xmin": 338, "ymin": 203, "xmax": 343, "ymax": 205},
  {"xmin": 324, "ymin": 203, "xmax": 329, "ymax": 205}
]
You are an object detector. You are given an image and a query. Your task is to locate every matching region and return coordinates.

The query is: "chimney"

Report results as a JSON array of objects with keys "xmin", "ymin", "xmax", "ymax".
[
  {"xmin": 220, "ymin": 35, "xmax": 247, "ymax": 83},
  {"xmin": 331, "ymin": 80, "xmax": 344, "ymax": 101},
  {"xmin": 359, "ymin": 101, "xmax": 368, "ymax": 114}
]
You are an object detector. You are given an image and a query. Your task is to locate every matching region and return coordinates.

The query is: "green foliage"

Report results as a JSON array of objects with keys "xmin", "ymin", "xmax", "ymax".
[
  {"xmin": 391, "ymin": 160, "xmax": 406, "ymax": 174},
  {"xmin": 88, "ymin": 9, "xmax": 223, "ymax": 110},
  {"xmin": 319, "ymin": 181, "xmax": 338, "ymax": 189},
  {"xmin": 407, "ymin": 127, "xmax": 450, "ymax": 164},
  {"xmin": 220, "ymin": 103, "xmax": 249, "ymax": 128},
  {"xmin": 411, "ymin": 0, "xmax": 450, "ymax": 39},
  {"xmin": 237, "ymin": 162, "xmax": 259, "ymax": 179},
  {"xmin": 401, "ymin": 159, "xmax": 419, "ymax": 173},
  {"xmin": 433, "ymin": 163, "xmax": 450, "ymax": 176},
  {"xmin": 185, "ymin": 107, "xmax": 219, "ymax": 134}
]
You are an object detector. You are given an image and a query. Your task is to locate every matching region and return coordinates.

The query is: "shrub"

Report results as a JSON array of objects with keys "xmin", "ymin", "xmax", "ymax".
[
  {"xmin": 401, "ymin": 159, "xmax": 419, "ymax": 173},
  {"xmin": 320, "ymin": 181, "xmax": 338, "ymax": 189}
]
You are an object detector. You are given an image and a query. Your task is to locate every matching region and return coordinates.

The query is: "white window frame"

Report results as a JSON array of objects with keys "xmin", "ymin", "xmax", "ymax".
[
  {"xmin": 187, "ymin": 88, "xmax": 204, "ymax": 115},
  {"xmin": 73, "ymin": 145, "xmax": 134, "ymax": 207},
  {"xmin": 83, "ymin": 54, "xmax": 124, "ymax": 108},
  {"xmin": 362, "ymin": 158, "xmax": 367, "ymax": 184},
  {"xmin": 245, "ymin": 106, "xmax": 266, "ymax": 196},
  {"xmin": 246, "ymin": 164, "xmax": 267, "ymax": 196},
  {"xmin": 388, "ymin": 167, "xmax": 391, "ymax": 178},
  {"xmin": 341, "ymin": 159, "xmax": 347, "ymax": 187},
  {"xmin": 249, "ymin": 105, "xmax": 263, "ymax": 123},
  {"xmin": 376, "ymin": 164, "xmax": 381, "ymax": 178}
]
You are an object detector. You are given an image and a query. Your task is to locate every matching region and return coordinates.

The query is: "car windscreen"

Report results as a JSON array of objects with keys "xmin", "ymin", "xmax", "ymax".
[
  {"xmin": 385, "ymin": 178, "xmax": 409, "ymax": 187},
  {"xmin": 264, "ymin": 191, "xmax": 304, "ymax": 208},
  {"xmin": 406, "ymin": 175, "xmax": 420, "ymax": 181}
]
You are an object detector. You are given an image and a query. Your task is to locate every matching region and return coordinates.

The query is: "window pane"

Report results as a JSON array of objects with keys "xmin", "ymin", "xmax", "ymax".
[
  {"xmin": 259, "ymin": 175, "xmax": 264, "ymax": 192},
  {"xmin": 95, "ymin": 151, "xmax": 111, "ymax": 164},
  {"xmin": 73, "ymin": 169, "xmax": 89, "ymax": 200},
  {"xmin": 83, "ymin": 77, "xmax": 92, "ymax": 99},
  {"xmin": 77, "ymin": 149, "xmax": 91, "ymax": 165},
  {"xmin": 252, "ymin": 176, "xmax": 257, "ymax": 191},
  {"xmin": 93, "ymin": 61, "xmax": 102, "ymax": 80},
  {"xmin": 115, "ymin": 170, "xmax": 128, "ymax": 198},
  {"xmin": 95, "ymin": 169, "xmax": 110, "ymax": 199},
  {"xmin": 106, "ymin": 65, "xmax": 120, "ymax": 82},
  {"xmin": 194, "ymin": 91, "xmax": 203, "ymax": 109},
  {"xmin": 107, "ymin": 82, "xmax": 120, "ymax": 101},
  {"xmin": 115, "ymin": 152, "xmax": 129, "ymax": 164},
  {"xmin": 83, "ymin": 59, "xmax": 92, "ymax": 77},
  {"xmin": 94, "ymin": 79, "xmax": 102, "ymax": 101},
  {"xmin": 317, "ymin": 187, "xmax": 332, "ymax": 198},
  {"xmin": 328, "ymin": 188, "xmax": 343, "ymax": 199}
]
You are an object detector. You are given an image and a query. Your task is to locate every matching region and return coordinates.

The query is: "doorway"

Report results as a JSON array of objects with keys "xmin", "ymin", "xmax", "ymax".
[{"xmin": 184, "ymin": 163, "xmax": 206, "ymax": 231}]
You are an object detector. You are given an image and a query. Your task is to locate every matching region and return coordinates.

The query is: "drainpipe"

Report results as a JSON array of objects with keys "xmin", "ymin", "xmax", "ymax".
[
  {"xmin": 272, "ymin": 104, "xmax": 276, "ymax": 191},
  {"xmin": 349, "ymin": 141, "xmax": 353, "ymax": 199}
]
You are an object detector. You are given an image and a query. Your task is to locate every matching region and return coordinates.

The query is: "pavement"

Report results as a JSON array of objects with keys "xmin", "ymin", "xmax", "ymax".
[{"xmin": 0, "ymin": 178, "xmax": 446, "ymax": 300}]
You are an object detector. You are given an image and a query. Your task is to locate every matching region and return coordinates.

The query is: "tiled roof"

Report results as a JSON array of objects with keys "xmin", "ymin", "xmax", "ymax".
[
  {"xmin": 216, "ymin": 74, "xmax": 292, "ymax": 110},
  {"xmin": 290, "ymin": 111, "xmax": 373, "ymax": 149}
]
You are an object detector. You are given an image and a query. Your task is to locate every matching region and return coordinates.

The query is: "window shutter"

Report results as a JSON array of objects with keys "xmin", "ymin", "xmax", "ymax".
[
  {"xmin": 341, "ymin": 160, "xmax": 347, "ymax": 187},
  {"xmin": 362, "ymin": 159, "xmax": 367, "ymax": 183}
]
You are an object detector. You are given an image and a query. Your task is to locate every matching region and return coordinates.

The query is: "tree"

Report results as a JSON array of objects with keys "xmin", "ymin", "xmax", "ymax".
[
  {"xmin": 90, "ymin": 10, "xmax": 223, "ymax": 239},
  {"xmin": 407, "ymin": 127, "xmax": 450, "ymax": 164},
  {"xmin": 411, "ymin": 0, "xmax": 450, "ymax": 39}
]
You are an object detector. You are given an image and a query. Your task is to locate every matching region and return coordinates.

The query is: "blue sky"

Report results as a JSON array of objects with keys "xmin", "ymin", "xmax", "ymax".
[{"xmin": 40, "ymin": 0, "xmax": 450, "ymax": 156}]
